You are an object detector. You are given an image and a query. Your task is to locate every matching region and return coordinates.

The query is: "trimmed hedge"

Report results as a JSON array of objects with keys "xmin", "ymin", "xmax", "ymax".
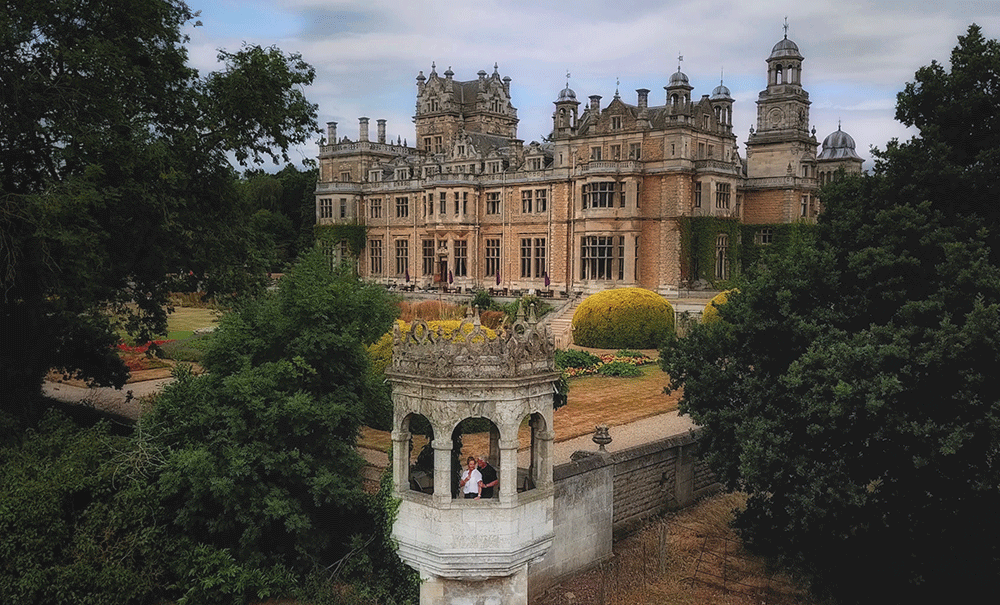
[
  {"xmin": 702, "ymin": 289, "xmax": 738, "ymax": 324},
  {"xmin": 572, "ymin": 288, "xmax": 675, "ymax": 349}
]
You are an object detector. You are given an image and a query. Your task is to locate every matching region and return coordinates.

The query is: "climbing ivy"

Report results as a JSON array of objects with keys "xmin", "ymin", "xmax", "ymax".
[
  {"xmin": 678, "ymin": 216, "xmax": 741, "ymax": 288},
  {"xmin": 314, "ymin": 223, "xmax": 367, "ymax": 256}
]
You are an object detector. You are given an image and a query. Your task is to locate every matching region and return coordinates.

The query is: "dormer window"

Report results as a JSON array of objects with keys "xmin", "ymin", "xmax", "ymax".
[
  {"xmin": 430, "ymin": 98, "xmax": 440, "ymax": 111},
  {"xmin": 611, "ymin": 116, "xmax": 622, "ymax": 130},
  {"xmin": 457, "ymin": 145, "xmax": 465, "ymax": 155},
  {"xmin": 396, "ymin": 168, "xmax": 410, "ymax": 180}
]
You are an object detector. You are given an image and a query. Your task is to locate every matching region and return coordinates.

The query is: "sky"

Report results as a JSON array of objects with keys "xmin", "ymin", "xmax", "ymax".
[{"xmin": 183, "ymin": 0, "xmax": 1000, "ymax": 171}]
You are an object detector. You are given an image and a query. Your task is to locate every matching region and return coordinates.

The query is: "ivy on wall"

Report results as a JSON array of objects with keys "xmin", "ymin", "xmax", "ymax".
[
  {"xmin": 678, "ymin": 216, "xmax": 741, "ymax": 288},
  {"xmin": 314, "ymin": 223, "xmax": 368, "ymax": 256}
]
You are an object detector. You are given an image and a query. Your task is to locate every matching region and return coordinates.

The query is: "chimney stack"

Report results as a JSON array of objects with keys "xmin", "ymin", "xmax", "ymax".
[
  {"xmin": 636, "ymin": 89, "xmax": 649, "ymax": 109},
  {"xmin": 589, "ymin": 95, "xmax": 601, "ymax": 112},
  {"xmin": 326, "ymin": 121, "xmax": 337, "ymax": 143},
  {"xmin": 377, "ymin": 119, "xmax": 386, "ymax": 144},
  {"xmin": 359, "ymin": 117, "xmax": 369, "ymax": 142}
]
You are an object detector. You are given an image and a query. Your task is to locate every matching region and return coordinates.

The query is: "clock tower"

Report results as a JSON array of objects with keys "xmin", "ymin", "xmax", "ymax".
[{"xmin": 745, "ymin": 23, "xmax": 817, "ymax": 180}]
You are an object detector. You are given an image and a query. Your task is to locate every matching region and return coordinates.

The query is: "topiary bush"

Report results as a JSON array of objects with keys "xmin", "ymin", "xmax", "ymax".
[
  {"xmin": 701, "ymin": 289, "xmax": 738, "ymax": 324},
  {"xmin": 572, "ymin": 287, "xmax": 675, "ymax": 349}
]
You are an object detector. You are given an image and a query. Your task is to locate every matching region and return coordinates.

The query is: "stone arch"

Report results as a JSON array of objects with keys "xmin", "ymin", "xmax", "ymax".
[
  {"xmin": 401, "ymin": 412, "xmax": 435, "ymax": 494},
  {"xmin": 517, "ymin": 411, "xmax": 553, "ymax": 493},
  {"xmin": 451, "ymin": 416, "xmax": 501, "ymax": 499},
  {"xmin": 776, "ymin": 64, "xmax": 784, "ymax": 84}
]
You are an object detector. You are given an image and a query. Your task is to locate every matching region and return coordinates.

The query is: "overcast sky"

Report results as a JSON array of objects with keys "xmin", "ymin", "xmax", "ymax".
[{"xmin": 183, "ymin": 0, "xmax": 1000, "ymax": 171}]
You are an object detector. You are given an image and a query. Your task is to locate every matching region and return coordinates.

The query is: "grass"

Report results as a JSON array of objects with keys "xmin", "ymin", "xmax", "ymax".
[{"xmin": 162, "ymin": 307, "xmax": 220, "ymax": 336}]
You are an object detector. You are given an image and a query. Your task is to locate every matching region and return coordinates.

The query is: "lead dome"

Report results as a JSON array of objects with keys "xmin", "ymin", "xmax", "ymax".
[
  {"xmin": 818, "ymin": 125, "xmax": 862, "ymax": 160},
  {"xmin": 669, "ymin": 68, "xmax": 689, "ymax": 87},
  {"xmin": 769, "ymin": 36, "xmax": 802, "ymax": 60},
  {"xmin": 711, "ymin": 82, "xmax": 732, "ymax": 100},
  {"xmin": 556, "ymin": 85, "xmax": 576, "ymax": 102}
]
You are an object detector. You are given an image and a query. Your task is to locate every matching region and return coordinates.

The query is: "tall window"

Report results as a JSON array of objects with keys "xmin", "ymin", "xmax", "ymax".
[
  {"xmin": 369, "ymin": 198, "xmax": 382, "ymax": 219},
  {"xmin": 534, "ymin": 238, "xmax": 546, "ymax": 279},
  {"xmin": 462, "ymin": 192, "xmax": 468, "ymax": 214},
  {"xmin": 715, "ymin": 234, "xmax": 729, "ymax": 280},
  {"xmin": 422, "ymin": 239, "xmax": 435, "ymax": 275},
  {"xmin": 434, "ymin": 136, "xmax": 443, "ymax": 153},
  {"xmin": 715, "ymin": 183, "xmax": 731, "ymax": 209},
  {"xmin": 520, "ymin": 238, "xmax": 532, "ymax": 278},
  {"xmin": 634, "ymin": 236, "xmax": 640, "ymax": 281},
  {"xmin": 590, "ymin": 146, "xmax": 602, "ymax": 161},
  {"xmin": 395, "ymin": 240, "xmax": 408, "ymax": 276},
  {"xmin": 438, "ymin": 192, "xmax": 446, "ymax": 214},
  {"xmin": 755, "ymin": 228, "xmax": 773, "ymax": 245},
  {"xmin": 581, "ymin": 235, "xmax": 622, "ymax": 280},
  {"xmin": 486, "ymin": 192, "xmax": 501, "ymax": 214},
  {"xmin": 454, "ymin": 240, "xmax": 468, "ymax": 277},
  {"xmin": 521, "ymin": 190, "xmax": 533, "ymax": 213},
  {"xmin": 694, "ymin": 182, "xmax": 702, "ymax": 208},
  {"xmin": 801, "ymin": 195, "xmax": 809, "ymax": 217},
  {"xmin": 369, "ymin": 239, "xmax": 383, "ymax": 275},
  {"xmin": 611, "ymin": 116, "xmax": 622, "ymax": 130},
  {"xmin": 453, "ymin": 192, "xmax": 460, "ymax": 215},
  {"xmin": 423, "ymin": 137, "xmax": 431, "ymax": 152},
  {"xmin": 319, "ymin": 198, "xmax": 333, "ymax": 219},
  {"xmin": 629, "ymin": 143, "xmax": 641, "ymax": 160},
  {"xmin": 610, "ymin": 144, "xmax": 621, "ymax": 160},
  {"xmin": 535, "ymin": 189, "xmax": 547, "ymax": 212},
  {"xmin": 485, "ymin": 238, "xmax": 501, "ymax": 277},
  {"xmin": 340, "ymin": 198, "xmax": 347, "ymax": 218},
  {"xmin": 395, "ymin": 196, "xmax": 409, "ymax": 218},
  {"xmin": 583, "ymin": 182, "xmax": 622, "ymax": 209}
]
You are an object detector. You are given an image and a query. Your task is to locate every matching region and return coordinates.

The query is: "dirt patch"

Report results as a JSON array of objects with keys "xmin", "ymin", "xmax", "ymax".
[{"xmin": 532, "ymin": 493, "xmax": 812, "ymax": 605}]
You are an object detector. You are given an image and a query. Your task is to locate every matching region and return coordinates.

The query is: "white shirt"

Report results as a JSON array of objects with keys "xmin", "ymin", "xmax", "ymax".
[{"xmin": 461, "ymin": 468, "xmax": 482, "ymax": 495}]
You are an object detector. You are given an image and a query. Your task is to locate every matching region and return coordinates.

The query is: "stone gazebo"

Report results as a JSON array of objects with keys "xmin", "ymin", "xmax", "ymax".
[{"xmin": 387, "ymin": 307, "xmax": 560, "ymax": 605}]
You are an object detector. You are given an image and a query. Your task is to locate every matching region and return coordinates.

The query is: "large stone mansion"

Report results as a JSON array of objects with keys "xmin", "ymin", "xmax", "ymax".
[{"xmin": 314, "ymin": 33, "xmax": 863, "ymax": 295}]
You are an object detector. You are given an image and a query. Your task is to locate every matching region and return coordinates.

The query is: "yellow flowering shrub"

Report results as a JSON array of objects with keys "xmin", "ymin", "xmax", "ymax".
[
  {"xmin": 702, "ymin": 289, "xmax": 738, "ymax": 324},
  {"xmin": 572, "ymin": 287, "xmax": 675, "ymax": 349},
  {"xmin": 367, "ymin": 319, "xmax": 499, "ymax": 374}
]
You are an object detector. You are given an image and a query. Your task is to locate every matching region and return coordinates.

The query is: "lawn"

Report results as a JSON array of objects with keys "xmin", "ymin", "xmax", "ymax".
[
  {"xmin": 357, "ymin": 363, "xmax": 679, "ymax": 454},
  {"xmin": 161, "ymin": 307, "xmax": 220, "ymax": 340}
]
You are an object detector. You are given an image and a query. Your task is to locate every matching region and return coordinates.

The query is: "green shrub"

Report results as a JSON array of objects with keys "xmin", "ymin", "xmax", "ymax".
[
  {"xmin": 615, "ymin": 349, "xmax": 647, "ymax": 359},
  {"xmin": 501, "ymin": 295, "xmax": 551, "ymax": 322},
  {"xmin": 702, "ymin": 289, "xmax": 738, "ymax": 324},
  {"xmin": 470, "ymin": 289, "xmax": 495, "ymax": 311},
  {"xmin": 598, "ymin": 361, "xmax": 643, "ymax": 377},
  {"xmin": 555, "ymin": 348, "xmax": 601, "ymax": 369},
  {"xmin": 572, "ymin": 288, "xmax": 675, "ymax": 349}
]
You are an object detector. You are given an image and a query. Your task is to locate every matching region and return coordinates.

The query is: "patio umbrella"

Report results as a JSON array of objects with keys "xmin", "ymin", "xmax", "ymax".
[
  {"xmin": 544, "ymin": 271, "xmax": 550, "ymax": 287},
  {"xmin": 496, "ymin": 270, "xmax": 500, "ymax": 286},
  {"xmin": 448, "ymin": 270, "xmax": 453, "ymax": 284},
  {"xmin": 405, "ymin": 267, "xmax": 410, "ymax": 282}
]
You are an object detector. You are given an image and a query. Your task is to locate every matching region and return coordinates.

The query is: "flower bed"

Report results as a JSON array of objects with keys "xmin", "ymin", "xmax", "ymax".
[
  {"xmin": 117, "ymin": 340, "xmax": 174, "ymax": 372},
  {"xmin": 562, "ymin": 353, "xmax": 653, "ymax": 378}
]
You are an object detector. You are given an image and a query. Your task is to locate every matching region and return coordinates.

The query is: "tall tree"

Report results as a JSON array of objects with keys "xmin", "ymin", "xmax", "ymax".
[
  {"xmin": 661, "ymin": 25, "xmax": 1000, "ymax": 604},
  {"xmin": 0, "ymin": 0, "xmax": 320, "ymax": 426}
]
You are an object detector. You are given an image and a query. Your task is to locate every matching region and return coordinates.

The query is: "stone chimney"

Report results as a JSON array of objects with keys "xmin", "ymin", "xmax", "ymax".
[
  {"xmin": 636, "ymin": 89, "xmax": 649, "ymax": 109},
  {"xmin": 359, "ymin": 117, "xmax": 369, "ymax": 142},
  {"xmin": 326, "ymin": 121, "xmax": 337, "ymax": 143},
  {"xmin": 589, "ymin": 95, "xmax": 601, "ymax": 112},
  {"xmin": 377, "ymin": 119, "xmax": 386, "ymax": 144}
]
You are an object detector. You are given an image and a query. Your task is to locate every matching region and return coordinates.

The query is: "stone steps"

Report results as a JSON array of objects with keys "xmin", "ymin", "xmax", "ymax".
[{"xmin": 543, "ymin": 295, "xmax": 583, "ymax": 349}]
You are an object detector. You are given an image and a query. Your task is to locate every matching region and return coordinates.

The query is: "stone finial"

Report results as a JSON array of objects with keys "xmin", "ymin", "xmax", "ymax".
[{"xmin": 593, "ymin": 425, "xmax": 612, "ymax": 452}]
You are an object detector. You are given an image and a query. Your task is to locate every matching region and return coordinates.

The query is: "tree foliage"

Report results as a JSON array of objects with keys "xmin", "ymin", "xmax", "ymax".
[
  {"xmin": 660, "ymin": 25, "xmax": 1000, "ymax": 604},
  {"xmin": 0, "ymin": 0, "xmax": 320, "ymax": 427}
]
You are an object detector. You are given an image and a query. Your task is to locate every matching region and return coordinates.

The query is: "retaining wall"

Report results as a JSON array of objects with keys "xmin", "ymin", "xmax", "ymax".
[{"xmin": 528, "ymin": 429, "xmax": 719, "ymax": 595}]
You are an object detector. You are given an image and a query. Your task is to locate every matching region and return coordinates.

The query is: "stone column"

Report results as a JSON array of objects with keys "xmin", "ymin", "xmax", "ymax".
[
  {"xmin": 499, "ymin": 438, "xmax": 519, "ymax": 505},
  {"xmin": 535, "ymin": 429, "xmax": 555, "ymax": 488},
  {"xmin": 432, "ymin": 438, "xmax": 454, "ymax": 505},
  {"xmin": 391, "ymin": 429, "xmax": 411, "ymax": 495}
]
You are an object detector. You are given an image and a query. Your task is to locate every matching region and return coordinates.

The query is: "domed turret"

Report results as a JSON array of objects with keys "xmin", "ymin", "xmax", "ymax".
[
  {"xmin": 818, "ymin": 124, "xmax": 861, "ymax": 160},
  {"xmin": 769, "ymin": 36, "xmax": 802, "ymax": 60},
  {"xmin": 557, "ymin": 85, "xmax": 577, "ymax": 102},
  {"xmin": 711, "ymin": 82, "xmax": 732, "ymax": 100},
  {"xmin": 669, "ymin": 68, "xmax": 689, "ymax": 87}
]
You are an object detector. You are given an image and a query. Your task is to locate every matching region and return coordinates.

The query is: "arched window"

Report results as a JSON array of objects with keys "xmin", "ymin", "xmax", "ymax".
[
  {"xmin": 402, "ymin": 413, "xmax": 435, "ymax": 495},
  {"xmin": 776, "ymin": 65, "xmax": 784, "ymax": 84},
  {"xmin": 715, "ymin": 233, "xmax": 729, "ymax": 280},
  {"xmin": 451, "ymin": 417, "xmax": 500, "ymax": 499},
  {"xmin": 517, "ymin": 412, "xmax": 549, "ymax": 493},
  {"xmin": 671, "ymin": 94, "xmax": 678, "ymax": 106}
]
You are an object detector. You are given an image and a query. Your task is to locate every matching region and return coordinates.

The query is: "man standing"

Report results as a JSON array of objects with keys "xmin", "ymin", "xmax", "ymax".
[{"xmin": 478, "ymin": 456, "xmax": 498, "ymax": 498}]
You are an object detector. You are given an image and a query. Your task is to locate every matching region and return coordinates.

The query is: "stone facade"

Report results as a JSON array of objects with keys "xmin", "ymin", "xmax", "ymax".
[{"xmin": 316, "ymin": 34, "xmax": 863, "ymax": 291}]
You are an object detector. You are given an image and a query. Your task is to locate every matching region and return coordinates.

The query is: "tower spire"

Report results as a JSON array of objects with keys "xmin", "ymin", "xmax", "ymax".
[{"xmin": 783, "ymin": 16, "xmax": 789, "ymax": 38}]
